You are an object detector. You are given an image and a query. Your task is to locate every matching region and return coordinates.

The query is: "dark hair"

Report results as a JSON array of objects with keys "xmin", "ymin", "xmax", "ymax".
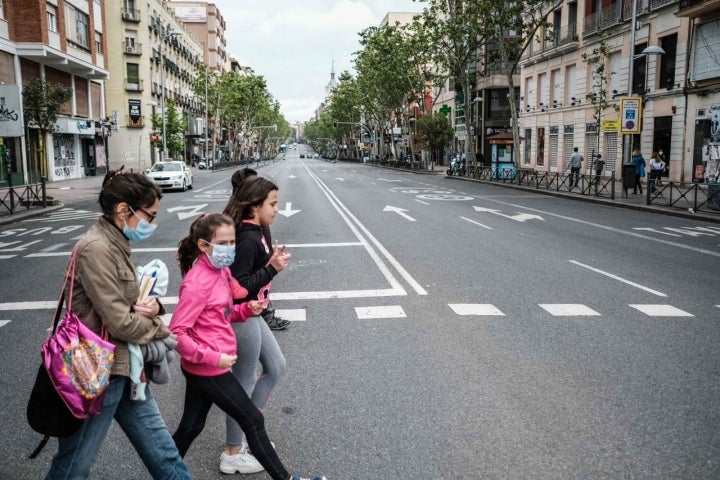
[
  {"xmin": 98, "ymin": 166, "xmax": 162, "ymax": 217},
  {"xmin": 230, "ymin": 167, "xmax": 257, "ymax": 193},
  {"xmin": 223, "ymin": 176, "xmax": 278, "ymax": 226},
  {"xmin": 177, "ymin": 213, "xmax": 234, "ymax": 276}
]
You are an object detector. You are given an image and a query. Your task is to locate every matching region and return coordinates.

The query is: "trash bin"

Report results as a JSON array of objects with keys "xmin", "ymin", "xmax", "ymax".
[
  {"xmin": 708, "ymin": 183, "xmax": 720, "ymax": 211},
  {"xmin": 622, "ymin": 164, "xmax": 635, "ymax": 190}
]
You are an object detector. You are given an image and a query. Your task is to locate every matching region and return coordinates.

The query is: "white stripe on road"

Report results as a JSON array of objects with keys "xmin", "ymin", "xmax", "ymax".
[
  {"xmin": 355, "ymin": 305, "xmax": 406, "ymax": 319},
  {"xmin": 0, "ymin": 255, "xmax": 16, "ymax": 259},
  {"xmin": 0, "ymin": 320, "xmax": 10, "ymax": 328},
  {"xmin": 415, "ymin": 199, "xmax": 429, "ymax": 205},
  {"xmin": 569, "ymin": 260, "xmax": 667, "ymax": 297},
  {"xmin": 539, "ymin": 304, "xmax": 601, "ymax": 316},
  {"xmin": 275, "ymin": 309, "xmax": 306, "ymax": 321},
  {"xmin": 449, "ymin": 304, "xmax": 505, "ymax": 316},
  {"xmin": 629, "ymin": 304, "xmax": 694, "ymax": 317},
  {"xmin": 284, "ymin": 242, "xmax": 363, "ymax": 248},
  {"xmin": 0, "ymin": 301, "xmax": 57, "ymax": 310},
  {"xmin": 460, "ymin": 216, "xmax": 493, "ymax": 230}
]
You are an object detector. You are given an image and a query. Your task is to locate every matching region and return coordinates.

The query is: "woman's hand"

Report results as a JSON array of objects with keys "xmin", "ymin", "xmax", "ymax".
[
  {"xmin": 218, "ymin": 354, "xmax": 237, "ymax": 369},
  {"xmin": 133, "ymin": 296, "xmax": 161, "ymax": 318}
]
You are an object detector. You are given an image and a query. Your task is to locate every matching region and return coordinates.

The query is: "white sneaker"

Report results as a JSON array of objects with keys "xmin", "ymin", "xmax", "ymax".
[{"xmin": 219, "ymin": 448, "xmax": 264, "ymax": 474}]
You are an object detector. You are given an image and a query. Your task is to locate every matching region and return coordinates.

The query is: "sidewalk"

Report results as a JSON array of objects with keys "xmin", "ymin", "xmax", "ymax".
[{"xmin": 368, "ymin": 162, "xmax": 720, "ymax": 224}]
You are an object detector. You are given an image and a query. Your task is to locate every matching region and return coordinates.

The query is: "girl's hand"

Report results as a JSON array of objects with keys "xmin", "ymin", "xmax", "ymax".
[
  {"xmin": 248, "ymin": 300, "xmax": 265, "ymax": 316},
  {"xmin": 133, "ymin": 296, "xmax": 161, "ymax": 317},
  {"xmin": 218, "ymin": 354, "xmax": 237, "ymax": 369},
  {"xmin": 268, "ymin": 241, "xmax": 291, "ymax": 272}
]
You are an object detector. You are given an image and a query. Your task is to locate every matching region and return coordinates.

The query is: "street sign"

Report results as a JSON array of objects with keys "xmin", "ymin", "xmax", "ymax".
[
  {"xmin": 620, "ymin": 97, "xmax": 642, "ymax": 134},
  {"xmin": 602, "ymin": 120, "xmax": 619, "ymax": 131}
]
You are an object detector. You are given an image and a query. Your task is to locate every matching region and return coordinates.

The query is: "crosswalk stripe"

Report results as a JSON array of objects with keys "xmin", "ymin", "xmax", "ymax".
[
  {"xmin": 275, "ymin": 309, "xmax": 306, "ymax": 321},
  {"xmin": 539, "ymin": 304, "xmax": 601, "ymax": 316},
  {"xmin": 0, "ymin": 320, "xmax": 10, "ymax": 328},
  {"xmin": 629, "ymin": 304, "xmax": 694, "ymax": 317},
  {"xmin": 354, "ymin": 305, "xmax": 406, "ymax": 319},
  {"xmin": 449, "ymin": 304, "xmax": 504, "ymax": 316}
]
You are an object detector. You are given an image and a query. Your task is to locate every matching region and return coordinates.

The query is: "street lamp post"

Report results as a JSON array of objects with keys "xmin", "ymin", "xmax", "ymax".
[
  {"xmin": 469, "ymin": 95, "xmax": 483, "ymax": 176},
  {"xmin": 160, "ymin": 30, "xmax": 182, "ymax": 162},
  {"xmin": 204, "ymin": 71, "xmax": 209, "ymax": 169}
]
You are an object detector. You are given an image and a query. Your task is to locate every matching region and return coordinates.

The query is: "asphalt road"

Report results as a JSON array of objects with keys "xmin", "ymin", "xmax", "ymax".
[{"xmin": 1, "ymin": 145, "xmax": 719, "ymax": 479}]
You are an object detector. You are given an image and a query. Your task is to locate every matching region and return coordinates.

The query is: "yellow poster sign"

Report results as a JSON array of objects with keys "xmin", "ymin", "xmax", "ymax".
[{"xmin": 601, "ymin": 120, "xmax": 619, "ymax": 131}]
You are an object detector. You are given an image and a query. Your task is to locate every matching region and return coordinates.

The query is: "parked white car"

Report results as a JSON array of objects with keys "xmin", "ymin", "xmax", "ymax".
[{"xmin": 146, "ymin": 161, "xmax": 193, "ymax": 191}]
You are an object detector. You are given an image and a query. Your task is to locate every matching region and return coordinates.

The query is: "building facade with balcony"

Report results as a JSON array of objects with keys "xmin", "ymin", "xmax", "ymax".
[
  {"xmin": 676, "ymin": 0, "xmax": 720, "ymax": 184},
  {"xmin": 105, "ymin": 0, "xmax": 204, "ymax": 171},
  {"xmin": 519, "ymin": 0, "xmax": 689, "ymax": 181},
  {"xmin": 168, "ymin": 1, "xmax": 228, "ymax": 73},
  {"xmin": 0, "ymin": 0, "xmax": 109, "ymax": 185}
]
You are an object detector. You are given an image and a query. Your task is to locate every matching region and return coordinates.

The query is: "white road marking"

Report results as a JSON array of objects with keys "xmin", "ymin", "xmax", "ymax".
[
  {"xmin": 278, "ymin": 202, "xmax": 301, "ymax": 218},
  {"xmin": 460, "ymin": 216, "xmax": 493, "ymax": 230},
  {"xmin": 26, "ymin": 252, "xmax": 71, "ymax": 257},
  {"xmin": 0, "ymin": 320, "xmax": 10, "ymax": 328},
  {"xmin": 629, "ymin": 304, "xmax": 694, "ymax": 317},
  {"xmin": 271, "ymin": 288, "xmax": 404, "ymax": 301},
  {"xmin": 475, "ymin": 196, "xmax": 720, "ymax": 258},
  {"xmin": 449, "ymin": 304, "xmax": 504, "ymax": 316},
  {"xmin": 569, "ymin": 260, "xmax": 667, "ymax": 297},
  {"xmin": 539, "ymin": 304, "xmax": 601, "ymax": 316},
  {"xmin": 632, "ymin": 227, "xmax": 682, "ymax": 237},
  {"xmin": 355, "ymin": 305, "xmax": 406, "ymax": 319},
  {"xmin": 275, "ymin": 309, "xmax": 306, "ymax": 321},
  {"xmin": 383, "ymin": 205, "xmax": 416, "ymax": 222},
  {"xmin": 0, "ymin": 301, "xmax": 57, "ymax": 311},
  {"xmin": 284, "ymin": 242, "xmax": 363, "ymax": 248},
  {"xmin": 40, "ymin": 243, "xmax": 68, "ymax": 252},
  {"xmin": 0, "ymin": 255, "xmax": 16, "ymax": 259},
  {"xmin": 166, "ymin": 204, "xmax": 208, "ymax": 220},
  {"xmin": 473, "ymin": 206, "xmax": 544, "ymax": 222},
  {"xmin": 415, "ymin": 199, "xmax": 429, "ymax": 205}
]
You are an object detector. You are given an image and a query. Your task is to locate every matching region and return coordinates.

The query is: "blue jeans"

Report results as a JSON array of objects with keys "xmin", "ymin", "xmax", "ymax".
[{"xmin": 45, "ymin": 376, "xmax": 191, "ymax": 480}]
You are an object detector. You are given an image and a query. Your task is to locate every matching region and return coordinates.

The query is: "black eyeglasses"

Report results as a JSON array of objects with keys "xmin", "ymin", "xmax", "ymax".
[{"xmin": 130, "ymin": 206, "xmax": 158, "ymax": 223}]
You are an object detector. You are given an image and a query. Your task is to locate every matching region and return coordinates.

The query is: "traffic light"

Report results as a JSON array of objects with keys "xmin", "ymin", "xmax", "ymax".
[{"xmin": 333, "ymin": 119, "xmax": 338, "ymax": 128}]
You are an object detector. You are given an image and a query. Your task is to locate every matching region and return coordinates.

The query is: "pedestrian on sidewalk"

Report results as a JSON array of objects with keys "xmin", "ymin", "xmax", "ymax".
[
  {"xmin": 595, "ymin": 153, "xmax": 605, "ymax": 176},
  {"xmin": 44, "ymin": 169, "xmax": 191, "ymax": 480},
  {"xmin": 171, "ymin": 213, "xmax": 325, "ymax": 480},
  {"xmin": 649, "ymin": 151, "xmax": 666, "ymax": 193},
  {"xmin": 568, "ymin": 147, "xmax": 583, "ymax": 190},
  {"xmin": 221, "ymin": 176, "xmax": 291, "ymax": 474},
  {"xmin": 632, "ymin": 148, "xmax": 646, "ymax": 194}
]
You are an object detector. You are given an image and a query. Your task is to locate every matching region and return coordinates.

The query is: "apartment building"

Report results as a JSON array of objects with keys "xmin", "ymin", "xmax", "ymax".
[
  {"xmin": 104, "ymin": 0, "xmax": 204, "ymax": 171},
  {"xmin": 519, "ymin": 0, "xmax": 689, "ymax": 181},
  {"xmin": 168, "ymin": 1, "xmax": 228, "ymax": 73},
  {"xmin": 0, "ymin": 0, "xmax": 109, "ymax": 185},
  {"xmin": 676, "ymin": 0, "xmax": 720, "ymax": 184}
]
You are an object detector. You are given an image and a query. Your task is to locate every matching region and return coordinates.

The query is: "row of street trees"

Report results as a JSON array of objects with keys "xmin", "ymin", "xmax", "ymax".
[{"xmin": 305, "ymin": 0, "xmax": 561, "ymax": 169}]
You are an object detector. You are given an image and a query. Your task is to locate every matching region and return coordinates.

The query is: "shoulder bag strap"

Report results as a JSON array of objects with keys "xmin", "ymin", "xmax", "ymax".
[{"xmin": 47, "ymin": 243, "xmax": 81, "ymax": 337}]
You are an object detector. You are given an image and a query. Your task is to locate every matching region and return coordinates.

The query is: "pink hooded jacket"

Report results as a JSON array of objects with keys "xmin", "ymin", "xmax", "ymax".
[{"xmin": 170, "ymin": 254, "xmax": 252, "ymax": 377}]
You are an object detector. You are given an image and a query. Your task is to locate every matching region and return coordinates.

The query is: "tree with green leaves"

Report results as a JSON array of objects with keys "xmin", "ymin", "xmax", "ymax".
[
  {"xmin": 582, "ymin": 34, "xmax": 615, "ymax": 175},
  {"xmin": 415, "ymin": 111, "xmax": 454, "ymax": 167},
  {"xmin": 476, "ymin": 0, "xmax": 562, "ymax": 167},
  {"xmin": 22, "ymin": 78, "xmax": 73, "ymax": 177},
  {"xmin": 150, "ymin": 99, "xmax": 186, "ymax": 161}
]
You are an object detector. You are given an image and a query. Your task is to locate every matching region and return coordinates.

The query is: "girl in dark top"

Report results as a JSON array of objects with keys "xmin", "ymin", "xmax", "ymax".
[{"xmin": 219, "ymin": 176, "xmax": 291, "ymax": 474}]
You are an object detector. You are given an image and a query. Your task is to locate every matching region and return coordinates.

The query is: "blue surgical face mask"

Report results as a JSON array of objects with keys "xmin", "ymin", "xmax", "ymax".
[
  {"xmin": 204, "ymin": 241, "xmax": 235, "ymax": 269},
  {"xmin": 123, "ymin": 207, "xmax": 157, "ymax": 242}
]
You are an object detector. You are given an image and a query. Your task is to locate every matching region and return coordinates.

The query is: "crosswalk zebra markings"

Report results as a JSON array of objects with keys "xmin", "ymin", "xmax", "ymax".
[
  {"xmin": 629, "ymin": 304, "xmax": 694, "ymax": 317},
  {"xmin": 354, "ymin": 305, "xmax": 406, "ymax": 319},
  {"xmin": 539, "ymin": 304, "xmax": 601, "ymax": 316},
  {"xmin": 0, "ymin": 320, "xmax": 10, "ymax": 328},
  {"xmin": 275, "ymin": 309, "xmax": 306, "ymax": 322},
  {"xmin": 449, "ymin": 304, "xmax": 505, "ymax": 316}
]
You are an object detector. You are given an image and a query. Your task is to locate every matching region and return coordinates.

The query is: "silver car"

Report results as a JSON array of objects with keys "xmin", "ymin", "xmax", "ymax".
[{"xmin": 145, "ymin": 161, "xmax": 193, "ymax": 191}]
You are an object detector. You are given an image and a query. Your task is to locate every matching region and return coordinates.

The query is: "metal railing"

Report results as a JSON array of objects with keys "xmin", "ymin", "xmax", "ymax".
[
  {"xmin": 647, "ymin": 179, "xmax": 720, "ymax": 214},
  {"xmin": 0, "ymin": 176, "xmax": 47, "ymax": 215}
]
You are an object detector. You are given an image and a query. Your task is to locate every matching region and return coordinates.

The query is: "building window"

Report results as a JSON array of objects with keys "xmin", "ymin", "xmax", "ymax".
[
  {"xmin": 692, "ymin": 19, "xmax": 720, "ymax": 82},
  {"xmin": 95, "ymin": 31, "xmax": 103, "ymax": 54},
  {"xmin": 65, "ymin": 5, "xmax": 91, "ymax": 49},
  {"xmin": 47, "ymin": 5, "xmax": 57, "ymax": 32},
  {"xmin": 659, "ymin": 33, "xmax": 677, "ymax": 90},
  {"xmin": 0, "ymin": 0, "xmax": 4, "ymax": 20},
  {"xmin": 127, "ymin": 63, "xmax": 139, "ymax": 83}
]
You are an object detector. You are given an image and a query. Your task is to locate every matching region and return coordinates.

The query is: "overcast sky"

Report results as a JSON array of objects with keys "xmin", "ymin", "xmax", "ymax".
[{"xmin": 194, "ymin": 0, "xmax": 422, "ymax": 124}]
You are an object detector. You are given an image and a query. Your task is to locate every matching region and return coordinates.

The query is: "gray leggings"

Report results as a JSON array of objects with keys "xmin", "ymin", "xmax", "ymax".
[{"xmin": 226, "ymin": 315, "xmax": 286, "ymax": 447}]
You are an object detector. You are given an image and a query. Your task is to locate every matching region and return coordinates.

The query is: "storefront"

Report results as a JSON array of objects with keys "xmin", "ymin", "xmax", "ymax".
[
  {"xmin": 0, "ymin": 84, "xmax": 24, "ymax": 187},
  {"xmin": 692, "ymin": 102, "xmax": 720, "ymax": 184},
  {"xmin": 51, "ymin": 117, "xmax": 97, "ymax": 181}
]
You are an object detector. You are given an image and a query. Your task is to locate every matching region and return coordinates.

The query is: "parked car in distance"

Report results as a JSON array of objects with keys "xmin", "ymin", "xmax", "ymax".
[
  {"xmin": 145, "ymin": 161, "xmax": 193, "ymax": 191},
  {"xmin": 313, "ymin": 153, "xmax": 319, "ymax": 158}
]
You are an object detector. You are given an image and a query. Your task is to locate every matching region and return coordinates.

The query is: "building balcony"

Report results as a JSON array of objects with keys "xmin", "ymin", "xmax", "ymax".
[
  {"xmin": 677, "ymin": 0, "xmax": 720, "ymax": 17},
  {"xmin": 122, "ymin": 8, "xmax": 141, "ymax": 22},
  {"xmin": 123, "ymin": 41, "xmax": 142, "ymax": 55},
  {"xmin": 584, "ymin": 2, "xmax": 623, "ymax": 36},
  {"xmin": 124, "ymin": 78, "xmax": 144, "ymax": 92}
]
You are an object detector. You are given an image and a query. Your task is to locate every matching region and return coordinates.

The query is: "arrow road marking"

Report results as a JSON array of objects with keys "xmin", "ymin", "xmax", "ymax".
[
  {"xmin": 288, "ymin": 175, "xmax": 297, "ymax": 178},
  {"xmin": 383, "ymin": 205, "xmax": 416, "ymax": 222},
  {"xmin": 278, "ymin": 202, "xmax": 301, "ymax": 218},
  {"xmin": 167, "ymin": 204, "xmax": 208, "ymax": 220},
  {"xmin": 0, "ymin": 320, "xmax": 10, "ymax": 328},
  {"xmin": 473, "ymin": 206, "xmax": 544, "ymax": 222}
]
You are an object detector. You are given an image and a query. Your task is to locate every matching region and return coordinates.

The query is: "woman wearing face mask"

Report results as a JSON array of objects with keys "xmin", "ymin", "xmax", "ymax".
[{"xmin": 44, "ymin": 168, "xmax": 191, "ymax": 480}]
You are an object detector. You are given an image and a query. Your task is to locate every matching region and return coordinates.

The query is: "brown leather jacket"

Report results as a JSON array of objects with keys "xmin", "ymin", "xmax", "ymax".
[{"xmin": 67, "ymin": 217, "xmax": 169, "ymax": 377}]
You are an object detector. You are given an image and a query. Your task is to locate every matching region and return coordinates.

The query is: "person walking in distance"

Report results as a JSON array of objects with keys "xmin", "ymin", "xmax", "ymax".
[
  {"xmin": 649, "ymin": 151, "xmax": 666, "ymax": 193},
  {"xmin": 568, "ymin": 147, "xmax": 583, "ymax": 190},
  {"xmin": 171, "ymin": 213, "xmax": 326, "ymax": 480},
  {"xmin": 632, "ymin": 148, "xmax": 646, "ymax": 194},
  {"xmin": 44, "ymin": 168, "xmax": 191, "ymax": 480},
  {"xmin": 594, "ymin": 153, "xmax": 605, "ymax": 176},
  {"xmin": 232, "ymin": 168, "xmax": 290, "ymax": 331},
  {"xmin": 221, "ymin": 176, "xmax": 291, "ymax": 474}
]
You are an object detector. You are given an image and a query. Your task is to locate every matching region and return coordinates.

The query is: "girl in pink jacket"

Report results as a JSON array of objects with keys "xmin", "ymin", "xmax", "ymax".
[{"xmin": 170, "ymin": 213, "xmax": 326, "ymax": 480}]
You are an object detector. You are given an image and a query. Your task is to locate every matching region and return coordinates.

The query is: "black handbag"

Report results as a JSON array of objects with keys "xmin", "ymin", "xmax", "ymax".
[{"xmin": 26, "ymin": 292, "xmax": 83, "ymax": 459}]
